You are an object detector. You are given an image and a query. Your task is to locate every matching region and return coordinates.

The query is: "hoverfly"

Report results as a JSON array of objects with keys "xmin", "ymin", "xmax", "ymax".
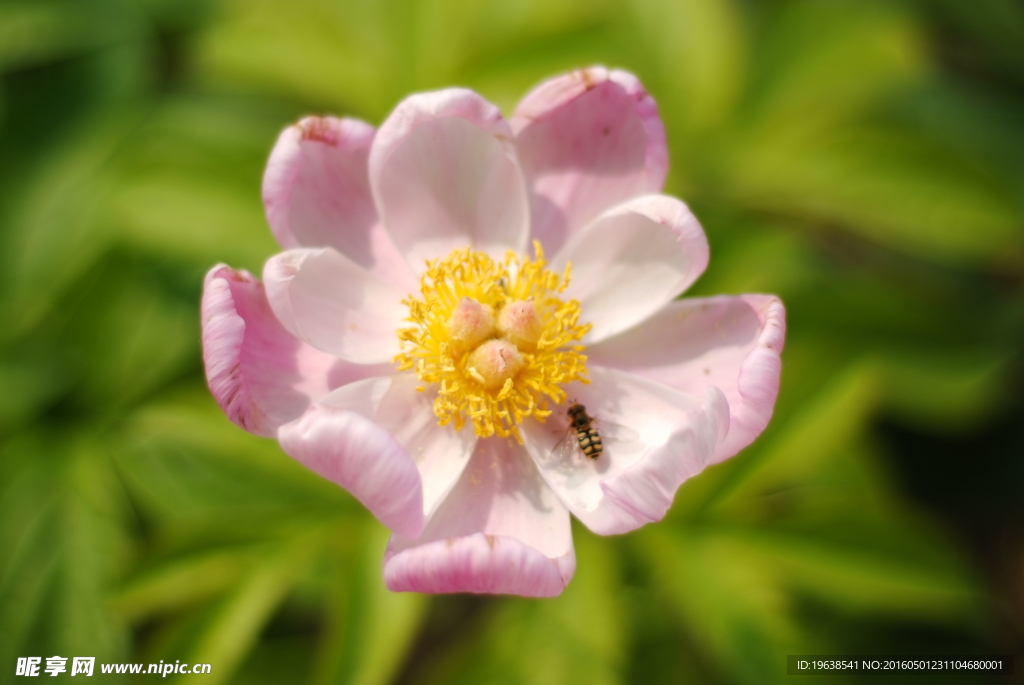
[
  {"xmin": 545, "ymin": 402, "xmax": 639, "ymax": 470},
  {"xmin": 567, "ymin": 403, "xmax": 603, "ymax": 459}
]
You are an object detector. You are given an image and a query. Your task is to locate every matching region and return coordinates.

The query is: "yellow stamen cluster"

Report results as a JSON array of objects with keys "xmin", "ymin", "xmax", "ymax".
[{"xmin": 395, "ymin": 242, "xmax": 590, "ymax": 441}]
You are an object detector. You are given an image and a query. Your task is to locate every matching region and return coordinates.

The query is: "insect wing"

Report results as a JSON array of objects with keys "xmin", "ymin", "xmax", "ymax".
[
  {"xmin": 594, "ymin": 419, "xmax": 639, "ymax": 445},
  {"xmin": 542, "ymin": 428, "xmax": 582, "ymax": 471}
]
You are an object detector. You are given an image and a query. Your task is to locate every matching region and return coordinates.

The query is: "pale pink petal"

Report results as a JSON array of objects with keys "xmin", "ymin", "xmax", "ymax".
[
  {"xmin": 369, "ymin": 89, "xmax": 530, "ymax": 270},
  {"xmin": 201, "ymin": 265, "xmax": 387, "ymax": 437},
  {"xmin": 512, "ymin": 67, "xmax": 668, "ymax": 254},
  {"xmin": 552, "ymin": 195, "xmax": 709, "ymax": 343},
  {"xmin": 278, "ymin": 399, "xmax": 425, "ymax": 539},
  {"xmin": 262, "ymin": 116, "xmax": 415, "ymax": 290},
  {"xmin": 263, "ymin": 248, "xmax": 406, "ymax": 364},
  {"xmin": 587, "ymin": 295, "xmax": 786, "ymax": 464},
  {"xmin": 522, "ymin": 367, "xmax": 729, "ymax": 535},
  {"xmin": 319, "ymin": 374, "xmax": 477, "ymax": 518},
  {"xmin": 384, "ymin": 438, "xmax": 575, "ymax": 597}
]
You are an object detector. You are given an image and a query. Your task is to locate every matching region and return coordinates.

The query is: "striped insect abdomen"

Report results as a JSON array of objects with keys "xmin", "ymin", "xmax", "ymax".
[{"xmin": 577, "ymin": 427, "xmax": 603, "ymax": 459}]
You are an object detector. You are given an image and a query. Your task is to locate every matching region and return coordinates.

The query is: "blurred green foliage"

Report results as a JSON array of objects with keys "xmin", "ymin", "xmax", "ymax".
[{"xmin": 1, "ymin": 0, "xmax": 1022, "ymax": 683}]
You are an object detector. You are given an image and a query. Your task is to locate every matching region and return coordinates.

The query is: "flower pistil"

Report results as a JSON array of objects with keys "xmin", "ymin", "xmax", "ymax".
[{"xmin": 395, "ymin": 242, "xmax": 590, "ymax": 440}]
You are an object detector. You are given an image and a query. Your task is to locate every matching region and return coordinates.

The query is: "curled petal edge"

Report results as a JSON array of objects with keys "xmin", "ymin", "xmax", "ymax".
[
  {"xmin": 201, "ymin": 265, "xmax": 275, "ymax": 437},
  {"xmin": 713, "ymin": 295, "xmax": 786, "ymax": 463}
]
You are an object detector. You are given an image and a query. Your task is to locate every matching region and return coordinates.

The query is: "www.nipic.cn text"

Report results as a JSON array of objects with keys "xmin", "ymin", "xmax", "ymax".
[{"xmin": 15, "ymin": 657, "xmax": 212, "ymax": 677}]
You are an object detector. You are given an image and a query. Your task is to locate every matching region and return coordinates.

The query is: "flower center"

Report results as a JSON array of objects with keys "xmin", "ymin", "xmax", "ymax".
[{"xmin": 395, "ymin": 242, "xmax": 590, "ymax": 441}]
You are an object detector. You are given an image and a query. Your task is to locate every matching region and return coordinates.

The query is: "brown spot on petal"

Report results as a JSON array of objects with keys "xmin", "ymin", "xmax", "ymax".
[
  {"xmin": 299, "ymin": 117, "xmax": 339, "ymax": 145},
  {"xmin": 485, "ymin": 534, "xmax": 497, "ymax": 549},
  {"xmin": 223, "ymin": 375, "xmax": 242, "ymax": 405},
  {"xmin": 577, "ymin": 68, "xmax": 599, "ymax": 91}
]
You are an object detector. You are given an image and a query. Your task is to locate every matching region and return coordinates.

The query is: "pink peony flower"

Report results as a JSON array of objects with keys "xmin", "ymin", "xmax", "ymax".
[{"xmin": 201, "ymin": 67, "xmax": 785, "ymax": 597}]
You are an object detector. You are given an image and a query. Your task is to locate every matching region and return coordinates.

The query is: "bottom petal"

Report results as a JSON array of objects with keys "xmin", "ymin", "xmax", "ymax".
[
  {"xmin": 384, "ymin": 438, "xmax": 575, "ymax": 597},
  {"xmin": 384, "ymin": 533, "xmax": 575, "ymax": 597}
]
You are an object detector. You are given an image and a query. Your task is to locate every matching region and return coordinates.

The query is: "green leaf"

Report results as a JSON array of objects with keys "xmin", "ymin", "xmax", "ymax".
[
  {"xmin": 922, "ymin": 0, "xmax": 1024, "ymax": 79},
  {"xmin": 637, "ymin": 526, "xmax": 805, "ymax": 685},
  {"xmin": 111, "ymin": 549, "xmax": 257, "ymax": 624},
  {"xmin": 718, "ymin": 519, "xmax": 979, "ymax": 622},
  {"xmin": 0, "ymin": 350, "xmax": 74, "ymax": 432},
  {"xmin": 170, "ymin": 531, "xmax": 322, "ymax": 685},
  {"xmin": 0, "ymin": 112, "xmax": 142, "ymax": 341},
  {"xmin": 195, "ymin": 0, "xmax": 410, "ymax": 118},
  {"xmin": 628, "ymin": 0, "xmax": 747, "ymax": 134},
  {"xmin": 312, "ymin": 523, "xmax": 427, "ymax": 685},
  {"xmin": 107, "ymin": 96, "xmax": 284, "ymax": 273},
  {"xmin": 116, "ymin": 389, "xmax": 351, "ymax": 522},
  {"xmin": 0, "ymin": 0, "xmax": 145, "ymax": 73},
  {"xmin": 876, "ymin": 350, "xmax": 1012, "ymax": 430},
  {"xmin": 0, "ymin": 434, "xmax": 132, "ymax": 672},
  {"xmin": 55, "ymin": 256, "xmax": 198, "ymax": 414},
  {"xmin": 743, "ymin": 0, "xmax": 926, "ymax": 126},
  {"xmin": 726, "ymin": 125, "xmax": 1024, "ymax": 266}
]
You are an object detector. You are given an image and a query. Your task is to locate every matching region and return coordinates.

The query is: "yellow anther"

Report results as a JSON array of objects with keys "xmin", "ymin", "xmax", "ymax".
[{"xmin": 394, "ymin": 245, "xmax": 590, "ymax": 440}]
